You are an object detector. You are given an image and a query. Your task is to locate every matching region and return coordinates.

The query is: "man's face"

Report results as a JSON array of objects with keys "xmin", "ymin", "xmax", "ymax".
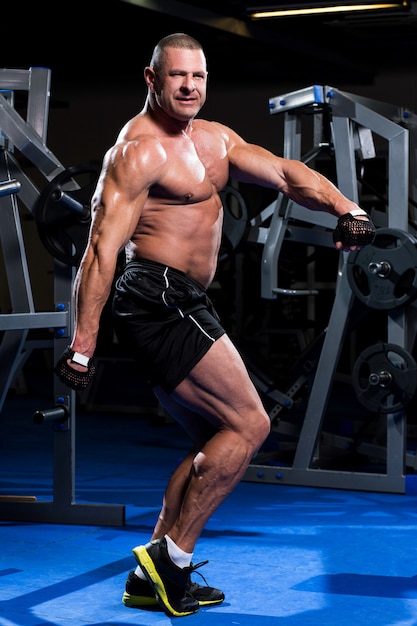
[{"xmin": 150, "ymin": 47, "xmax": 208, "ymax": 122}]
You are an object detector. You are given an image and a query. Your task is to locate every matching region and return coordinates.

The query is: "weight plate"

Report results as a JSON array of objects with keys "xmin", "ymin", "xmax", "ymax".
[
  {"xmin": 347, "ymin": 228, "xmax": 417, "ymax": 310},
  {"xmin": 218, "ymin": 185, "xmax": 249, "ymax": 263},
  {"xmin": 35, "ymin": 162, "xmax": 100, "ymax": 266},
  {"xmin": 352, "ymin": 342, "xmax": 417, "ymax": 414}
]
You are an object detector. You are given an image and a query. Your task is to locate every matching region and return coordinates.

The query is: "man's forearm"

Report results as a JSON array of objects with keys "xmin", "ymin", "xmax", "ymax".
[
  {"xmin": 282, "ymin": 161, "xmax": 360, "ymax": 216},
  {"xmin": 71, "ymin": 256, "xmax": 115, "ymax": 356}
]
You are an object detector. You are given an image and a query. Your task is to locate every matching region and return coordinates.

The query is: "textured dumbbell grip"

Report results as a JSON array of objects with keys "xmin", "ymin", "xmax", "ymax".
[{"xmin": 54, "ymin": 346, "xmax": 96, "ymax": 390}]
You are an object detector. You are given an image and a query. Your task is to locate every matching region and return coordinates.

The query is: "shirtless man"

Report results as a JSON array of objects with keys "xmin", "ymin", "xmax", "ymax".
[{"xmin": 55, "ymin": 33, "xmax": 375, "ymax": 618}]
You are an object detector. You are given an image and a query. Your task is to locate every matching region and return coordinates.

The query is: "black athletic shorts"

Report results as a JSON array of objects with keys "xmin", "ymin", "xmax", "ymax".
[{"xmin": 112, "ymin": 259, "xmax": 225, "ymax": 393}]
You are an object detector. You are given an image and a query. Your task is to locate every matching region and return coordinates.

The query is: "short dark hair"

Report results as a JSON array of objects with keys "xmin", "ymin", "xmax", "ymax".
[{"xmin": 150, "ymin": 33, "xmax": 204, "ymax": 73}]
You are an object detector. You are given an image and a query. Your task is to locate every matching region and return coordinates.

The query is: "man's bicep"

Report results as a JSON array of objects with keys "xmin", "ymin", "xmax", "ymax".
[
  {"xmin": 229, "ymin": 143, "xmax": 287, "ymax": 189},
  {"xmin": 91, "ymin": 185, "xmax": 148, "ymax": 253}
]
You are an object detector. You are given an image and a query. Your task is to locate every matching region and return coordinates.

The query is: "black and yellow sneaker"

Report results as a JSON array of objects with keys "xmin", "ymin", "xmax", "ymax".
[
  {"xmin": 130, "ymin": 537, "xmax": 224, "ymax": 617},
  {"xmin": 186, "ymin": 565, "xmax": 225, "ymax": 606},
  {"xmin": 122, "ymin": 570, "xmax": 158, "ymax": 607},
  {"xmin": 122, "ymin": 566, "xmax": 225, "ymax": 610}
]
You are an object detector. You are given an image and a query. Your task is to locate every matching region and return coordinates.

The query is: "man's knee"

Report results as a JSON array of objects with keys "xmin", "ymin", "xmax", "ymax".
[
  {"xmin": 254, "ymin": 411, "xmax": 271, "ymax": 448},
  {"xmin": 243, "ymin": 409, "xmax": 270, "ymax": 453}
]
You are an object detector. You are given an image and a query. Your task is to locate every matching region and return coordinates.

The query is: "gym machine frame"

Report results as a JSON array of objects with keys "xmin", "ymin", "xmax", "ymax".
[
  {"xmin": 0, "ymin": 68, "xmax": 125, "ymax": 524},
  {"xmin": 1, "ymin": 71, "xmax": 416, "ymax": 520},
  {"xmin": 244, "ymin": 85, "xmax": 417, "ymax": 493}
]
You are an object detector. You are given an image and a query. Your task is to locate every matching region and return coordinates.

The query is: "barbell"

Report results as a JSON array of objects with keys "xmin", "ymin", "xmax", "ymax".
[{"xmin": 218, "ymin": 185, "xmax": 249, "ymax": 263}]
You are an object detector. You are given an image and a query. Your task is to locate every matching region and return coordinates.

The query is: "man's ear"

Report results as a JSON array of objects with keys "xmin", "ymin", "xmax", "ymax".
[{"xmin": 144, "ymin": 66, "xmax": 156, "ymax": 92}]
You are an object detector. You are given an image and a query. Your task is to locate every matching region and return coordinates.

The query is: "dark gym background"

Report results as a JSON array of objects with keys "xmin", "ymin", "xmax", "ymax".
[{"xmin": 2, "ymin": 1, "xmax": 417, "ymax": 624}]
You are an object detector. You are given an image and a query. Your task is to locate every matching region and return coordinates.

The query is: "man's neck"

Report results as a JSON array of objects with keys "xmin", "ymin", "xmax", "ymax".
[{"xmin": 144, "ymin": 95, "xmax": 194, "ymax": 136}]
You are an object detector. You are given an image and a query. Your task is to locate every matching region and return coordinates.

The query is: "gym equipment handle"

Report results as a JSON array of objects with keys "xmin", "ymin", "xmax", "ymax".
[
  {"xmin": 0, "ymin": 179, "xmax": 21, "ymax": 197},
  {"xmin": 51, "ymin": 188, "xmax": 90, "ymax": 219},
  {"xmin": 33, "ymin": 406, "xmax": 68, "ymax": 424}
]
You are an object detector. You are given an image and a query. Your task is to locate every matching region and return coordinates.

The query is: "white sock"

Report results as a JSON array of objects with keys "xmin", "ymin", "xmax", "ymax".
[
  {"xmin": 134, "ymin": 565, "xmax": 146, "ymax": 580},
  {"xmin": 134, "ymin": 535, "xmax": 193, "ymax": 578},
  {"xmin": 165, "ymin": 534, "xmax": 193, "ymax": 569}
]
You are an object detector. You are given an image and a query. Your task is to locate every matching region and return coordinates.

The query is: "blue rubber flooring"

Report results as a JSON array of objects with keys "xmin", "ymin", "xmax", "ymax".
[{"xmin": 2, "ymin": 389, "xmax": 417, "ymax": 625}]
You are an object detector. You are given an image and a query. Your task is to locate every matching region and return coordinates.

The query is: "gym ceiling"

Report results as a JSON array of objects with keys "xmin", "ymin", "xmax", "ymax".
[{"xmin": 5, "ymin": 0, "xmax": 417, "ymax": 86}]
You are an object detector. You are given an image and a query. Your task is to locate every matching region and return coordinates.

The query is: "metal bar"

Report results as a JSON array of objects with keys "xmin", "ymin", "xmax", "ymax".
[
  {"xmin": 4, "ymin": 150, "xmax": 41, "ymax": 216},
  {"xmin": 0, "ymin": 311, "xmax": 67, "ymax": 330},
  {"xmin": 244, "ymin": 464, "xmax": 405, "ymax": 494},
  {"xmin": 26, "ymin": 67, "xmax": 51, "ymax": 142},
  {"xmin": 332, "ymin": 115, "xmax": 360, "ymax": 202},
  {"xmin": 0, "ymin": 68, "xmax": 31, "ymax": 91},
  {"xmin": 0, "ymin": 501, "xmax": 125, "ymax": 526},
  {"xmin": 269, "ymin": 85, "xmax": 325, "ymax": 115},
  {"xmin": 0, "ymin": 94, "xmax": 63, "ymax": 179},
  {"xmin": 0, "ymin": 331, "xmax": 28, "ymax": 413},
  {"xmin": 292, "ymin": 264, "xmax": 355, "ymax": 468}
]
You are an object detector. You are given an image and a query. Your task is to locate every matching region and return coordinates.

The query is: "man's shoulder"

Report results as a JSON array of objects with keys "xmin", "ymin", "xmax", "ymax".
[
  {"xmin": 113, "ymin": 114, "xmax": 168, "ymax": 164},
  {"xmin": 193, "ymin": 118, "xmax": 234, "ymax": 144},
  {"xmin": 104, "ymin": 130, "xmax": 167, "ymax": 183},
  {"xmin": 117, "ymin": 112, "xmax": 162, "ymax": 144},
  {"xmin": 194, "ymin": 118, "xmax": 227, "ymax": 131}
]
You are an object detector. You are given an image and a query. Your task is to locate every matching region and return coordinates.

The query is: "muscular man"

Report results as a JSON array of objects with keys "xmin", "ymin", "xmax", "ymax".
[{"xmin": 55, "ymin": 33, "xmax": 375, "ymax": 617}]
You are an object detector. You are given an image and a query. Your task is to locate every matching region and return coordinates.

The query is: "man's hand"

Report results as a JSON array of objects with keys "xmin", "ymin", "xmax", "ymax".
[
  {"xmin": 54, "ymin": 346, "xmax": 97, "ymax": 390},
  {"xmin": 333, "ymin": 210, "xmax": 376, "ymax": 251}
]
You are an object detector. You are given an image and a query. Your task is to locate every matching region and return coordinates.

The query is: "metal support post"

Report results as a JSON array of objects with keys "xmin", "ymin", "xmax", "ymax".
[
  {"xmin": 245, "ymin": 85, "xmax": 417, "ymax": 493},
  {"xmin": 0, "ymin": 67, "xmax": 125, "ymax": 524}
]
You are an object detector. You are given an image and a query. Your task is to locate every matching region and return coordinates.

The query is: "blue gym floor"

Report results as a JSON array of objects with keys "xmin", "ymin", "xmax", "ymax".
[{"xmin": 2, "ymin": 379, "xmax": 417, "ymax": 626}]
